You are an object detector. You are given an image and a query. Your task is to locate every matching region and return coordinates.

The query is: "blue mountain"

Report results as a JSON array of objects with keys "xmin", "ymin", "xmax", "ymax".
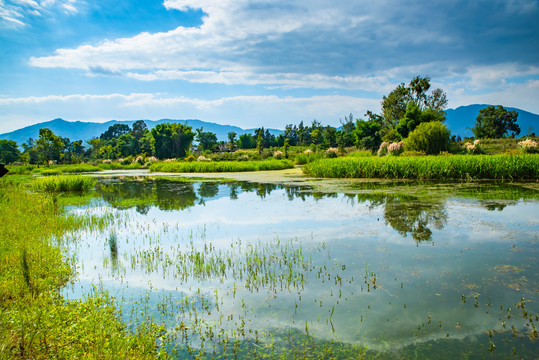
[{"xmin": 0, "ymin": 118, "xmax": 283, "ymax": 145}]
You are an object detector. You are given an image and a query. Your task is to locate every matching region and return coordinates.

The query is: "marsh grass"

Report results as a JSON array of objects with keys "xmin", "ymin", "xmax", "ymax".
[
  {"xmin": 150, "ymin": 159, "xmax": 294, "ymax": 173},
  {"xmin": 33, "ymin": 175, "xmax": 96, "ymax": 192},
  {"xmin": 294, "ymin": 152, "xmax": 323, "ymax": 165},
  {"xmin": 0, "ymin": 184, "xmax": 164, "ymax": 359},
  {"xmin": 303, "ymin": 154, "xmax": 539, "ymax": 180}
]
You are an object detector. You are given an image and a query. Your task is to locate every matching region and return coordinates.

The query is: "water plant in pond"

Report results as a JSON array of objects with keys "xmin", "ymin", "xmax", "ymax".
[
  {"xmin": 303, "ymin": 154, "xmax": 539, "ymax": 180},
  {"xmin": 33, "ymin": 174, "xmax": 96, "ymax": 192},
  {"xmin": 149, "ymin": 159, "xmax": 294, "ymax": 173}
]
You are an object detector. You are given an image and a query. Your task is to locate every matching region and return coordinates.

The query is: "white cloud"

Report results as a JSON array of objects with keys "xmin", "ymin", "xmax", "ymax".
[{"xmin": 0, "ymin": 0, "xmax": 78, "ymax": 27}]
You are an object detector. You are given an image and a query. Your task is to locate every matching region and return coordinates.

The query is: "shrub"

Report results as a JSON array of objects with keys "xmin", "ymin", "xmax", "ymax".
[
  {"xmin": 273, "ymin": 150, "xmax": 284, "ymax": 159},
  {"xmin": 197, "ymin": 155, "xmax": 212, "ymax": 162},
  {"xmin": 518, "ymin": 138, "xmax": 538, "ymax": 154},
  {"xmin": 405, "ymin": 122, "xmax": 450, "ymax": 155},
  {"xmin": 377, "ymin": 142, "xmax": 389, "ymax": 157},
  {"xmin": 463, "ymin": 139, "xmax": 484, "ymax": 155},
  {"xmin": 387, "ymin": 142, "xmax": 404, "ymax": 156},
  {"xmin": 185, "ymin": 155, "xmax": 196, "ymax": 162},
  {"xmin": 325, "ymin": 147, "xmax": 338, "ymax": 158}
]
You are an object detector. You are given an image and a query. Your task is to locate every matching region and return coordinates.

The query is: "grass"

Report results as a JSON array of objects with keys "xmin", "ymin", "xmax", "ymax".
[
  {"xmin": 294, "ymin": 152, "xmax": 323, "ymax": 165},
  {"xmin": 33, "ymin": 175, "xmax": 97, "ymax": 192},
  {"xmin": 0, "ymin": 184, "xmax": 164, "ymax": 359},
  {"xmin": 149, "ymin": 159, "xmax": 294, "ymax": 173},
  {"xmin": 303, "ymin": 154, "xmax": 539, "ymax": 180}
]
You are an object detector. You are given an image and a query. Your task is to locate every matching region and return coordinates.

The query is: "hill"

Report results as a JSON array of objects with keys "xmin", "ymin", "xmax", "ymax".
[
  {"xmin": 0, "ymin": 118, "xmax": 283, "ymax": 145},
  {"xmin": 445, "ymin": 105, "xmax": 538, "ymax": 138}
]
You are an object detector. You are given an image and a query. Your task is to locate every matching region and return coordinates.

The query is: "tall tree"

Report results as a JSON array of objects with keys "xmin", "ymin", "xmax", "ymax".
[
  {"xmin": 151, "ymin": 123, "xmax": 195, "ymax": 159},
  {"xmin": 196, "ymin": 128, "xmax": 218, "ymax": 152},
  {"xmin": 100, "ymin": 124, "xmax": 130, "ymax": 140},
  {"xmin": 0, "ymin": 140, "xmax": 20, "ymax": 164},
  {"xmin": 472, "ymin": 105, "xmax": 520, "ymax": 139},
  {"xmin": 36, "ymin": 128, "xmax": 64, "ymax": 164}
]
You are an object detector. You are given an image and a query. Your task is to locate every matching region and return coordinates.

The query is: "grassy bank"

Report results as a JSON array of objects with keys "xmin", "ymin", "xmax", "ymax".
[
  {"xmin": 303, "ymin": 154, "xmax": 539, "ymax": 180},
  {"xmin": 150, "ymin": 159, "xmax": 294, "ymax": 173},
  {"xmin": 0, "ymin": 183, "xmax": 164, "ymax": 359}
]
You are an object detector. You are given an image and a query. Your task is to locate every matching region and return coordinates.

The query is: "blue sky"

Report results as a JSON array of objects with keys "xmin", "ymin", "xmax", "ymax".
[{"xmin": 1, "ymin": 0, "xmax": 538, "ymax": 133}]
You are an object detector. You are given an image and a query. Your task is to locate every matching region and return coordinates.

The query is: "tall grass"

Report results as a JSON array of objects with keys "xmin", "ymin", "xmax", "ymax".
[
  {"xmin": 150, "ymin": 159, "xmax": 294, "ymax": 173},
  {"xmin": 294, "ymin": 152, "xmax": 323, "ymax": 165},
  {"xmin": 33, "ymin": 175, "xmax": 97, "ymax": 192},
  {"xmin": 0, "ymin": 185, "xmax": 163, "ymax": 358},
  {"xmin": 303, "ymin": 154, "xmax": 539, "ymax": 180}
]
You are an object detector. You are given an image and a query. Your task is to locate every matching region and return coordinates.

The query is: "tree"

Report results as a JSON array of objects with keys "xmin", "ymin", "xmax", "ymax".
[
  {"xmin": 227, "ymin": 132, "xmax": 237, "ymax": 151},
  {"xmin": 472, "ymin": 105, "xmax": 520, "ymax": 139},
  {"xmin": 395, "ymin": 102, "xmax": 446, "ymax": 139},
  {"xmin": 238, "ymin": 133, "xmax": 255, "ymax": 149},
  {"xmin": 382, "ymin": 76, "xmax": 447, "ymax": 130},
  {"xmin": 405, "ymin": 121, "xmax": 450, "ymax": 155},
  {"xmin": 0, "ymin": 140, "xmax": 20, "ymax": 164},
  {"xmin": 151, "ymin": 123, "xmax": 195, "ymax": 159},
  {"xmin": 36, "ymin": 128, "xmax": 64, "ymax": 164},
  {"xmin": 100, "ymin": 124, "xmax": 130, "ymax": 140},
  {"xmin": 354, "ymin": 115, "xmax": 383, "ymax": 152},
  {"xmin": 196, "ymin": 128, "xmax": 218, "ymax": 152}
]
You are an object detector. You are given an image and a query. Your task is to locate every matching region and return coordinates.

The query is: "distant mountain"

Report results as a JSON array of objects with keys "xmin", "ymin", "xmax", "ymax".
[
  {"xmin": 0, "ymin": 118, "xmax": 283, "ymax": 145},
  {"xmin": 445, "ymin": 105, "xmax": 538, "ymax": 138}
]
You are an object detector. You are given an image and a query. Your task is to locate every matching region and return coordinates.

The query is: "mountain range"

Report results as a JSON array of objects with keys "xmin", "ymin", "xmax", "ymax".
[
  {"xmin": 0, "ymin": 119, "xmax": 282, "ymax": 145},
  {"xmin": 0, "ymin": 104, "xmax": 537, "ymax": 145}
]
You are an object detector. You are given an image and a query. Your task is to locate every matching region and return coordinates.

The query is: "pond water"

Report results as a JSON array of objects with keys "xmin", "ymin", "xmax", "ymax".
[{"xmin": 62, "ymin": 178, "xmax": 539, "ymax": 359}]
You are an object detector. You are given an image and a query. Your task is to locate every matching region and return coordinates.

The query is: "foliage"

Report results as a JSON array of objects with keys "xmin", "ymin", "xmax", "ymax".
[
  {"xmin": 387, "ymin": 141, "xmax": 404, "ymax": 156},
  {"xmin": 518, "ymin": 138, "xmax": 538, "ymax": 154},
  {"xmin": 463, "ymin": 139, "xmax": 484, "ymax": 155},
  {"xmin": 354, "ymin": 117, "xmax": 382, "ymax": 152},
  {"xmin": 382, "ymin": 75, "xmax": 447, "ymax": 129},
  {"xmin": 33, "ymin": 175, "xmax": 96, "ymax": 192},
  {"xmin": 294, "ymin": 151, "xmax": 323, "ymax": 165},
  {"xmin": 303, "ymin": 155, "xmax": 539, "ymax": 180},
  {"xmin": 151, "ymin": 123, "xmax": 195, "ymax": 159},
  {"xmin": 196, "ymin": 127, "xmax": 218, "ymax": 152},
  {"xmin": 0, "ymin": 139, "xmax": 21, "ymax": 164},
  {"xmin": 36, "ymin": 128, "xmax": 65, "ymax": 165},
  {"xmin": 472, "ymin": 105, "xmax": 520, "ymax": 139},
  {"xmin": 395, "ymin": 102, "xmax": 446, "ymax": 139},
  {"xmin": 150, "ymin": 159, "xmax": 294, "ymax": 173},
  {"xmin": 0, "ymin": 185, "xmax": 164, "ymax": 359},
  {"xmin": 405, "ymin": 121, "xmax": 451, "ymax": 155}
]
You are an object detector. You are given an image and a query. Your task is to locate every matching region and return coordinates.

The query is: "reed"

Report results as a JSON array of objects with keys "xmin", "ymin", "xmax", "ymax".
[
  {"xmin": 303, "ymin": 154, "xmax": 539, "ymax": 180},
  {"xmin": 150, "ymin": 159, "xmax": 294, "ymax": 173},
  {"xmin": 33, "ymin": 175, "xmax": 96, "ymax": 192}
]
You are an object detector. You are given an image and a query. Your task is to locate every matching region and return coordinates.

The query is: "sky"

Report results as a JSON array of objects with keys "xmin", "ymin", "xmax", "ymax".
[{"xmin": 1, "ymin": 0, "xmax": 538, "ymax": 134}]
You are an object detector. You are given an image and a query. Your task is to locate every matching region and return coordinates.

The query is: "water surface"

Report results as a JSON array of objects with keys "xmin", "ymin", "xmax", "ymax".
[{"xmin": 63, "ymin": 178, "xmax": 539, "ymax": 358}]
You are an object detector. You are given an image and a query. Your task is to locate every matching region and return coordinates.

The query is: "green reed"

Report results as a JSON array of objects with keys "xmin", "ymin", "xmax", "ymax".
[
  {"xmin": 149, "ymin": 159, "xmax": 294, "ymax": 173},
  {"xmin": 33, "ymin": 175, "xmax": 96, "ymax": 192},
  {"xmin": 303, "ymin": 154, "xmax": 539, "ymax": 180}
]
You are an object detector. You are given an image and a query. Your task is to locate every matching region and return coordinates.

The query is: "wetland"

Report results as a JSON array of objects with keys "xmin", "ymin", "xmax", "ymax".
[{"xmin": 58, "ymin": 173, "xmax": 538, "ymax": 358}]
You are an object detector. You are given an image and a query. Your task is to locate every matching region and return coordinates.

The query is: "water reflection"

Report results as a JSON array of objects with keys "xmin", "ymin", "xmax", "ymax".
[
  {"xmin": 95, "ymin": 178, "xmax": 537, "ymax": 243},
  {"xmin": 64, "ymin": 178, "xmax": 539, "ymax": 358}
]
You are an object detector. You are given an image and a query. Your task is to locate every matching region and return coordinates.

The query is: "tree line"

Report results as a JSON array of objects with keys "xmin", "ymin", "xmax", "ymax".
[{"xmin": 0, "ymin": 76, "xmax": 522, "ymax": 165}]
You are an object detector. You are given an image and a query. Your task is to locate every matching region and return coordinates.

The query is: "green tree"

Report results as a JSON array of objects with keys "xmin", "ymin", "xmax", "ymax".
[
  {"xmin": 395, "ymin": 102, "xmax": 446, "ymax": 139},
  {"xmin": 196, "ymin": 128, "xmax": 218, "ymax": 152},
  {"xmin": 354, "ymin": 116, "xmax": 382, "ymax": 152},
  {"xmin": 382, "ymin": 76, "xmax": 447, "ymax": 130},
  {"xmin": 471, "ymin": 105, "xmax": 520, "ymax": 139},
  {"xmin": 36, "ymin": 128, "xmax": 64, "ymax": 164},
  {"xmin": 151, "ymin": 123, "xmax": 195, "ymax": 159},
  {"xmin": 100, "ymin": 124, "xmax": 130, "ymax": 140},
  {"xmin": 256, "ymin": 129, "xmax": 264, "ymax": 154},
  {"xmin": 227, "ymin": 132, "xmax": 237, "ymax": 151},
  {"xmin": 0, "ymin": 140, "xmax": 21, "ymax": 164},
  {"xmin": 238, "ymin": 133, "xmax": 255, "ymax": 149},
  {"xmin": 405, "ymin": 121, "xmax": 450, "ymax": 155}
]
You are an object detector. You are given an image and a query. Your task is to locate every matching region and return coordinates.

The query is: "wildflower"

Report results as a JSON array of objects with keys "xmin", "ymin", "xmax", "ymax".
[
  {"xmin": 273, "ymin": 150, "xmax": 283, "ymax": 159},
  {"xmin": 518, "ymin": 138, "xmax": 537, "ymax": 153},
  {"xmin": 387, "ymin": 142, "xmax": 404, "ymax": 156},
  {"xmin": 197, "ymin": 155, "xmax": 212, "ymax": 162}
]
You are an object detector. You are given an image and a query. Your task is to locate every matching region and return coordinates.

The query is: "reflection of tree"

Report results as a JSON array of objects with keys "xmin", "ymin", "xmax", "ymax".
[
  {"xmin": 383, "ymin": 196, "xmax": 447, "ymax": 242},
  {"xmin": 479, "ymin": 200, "xmax": 518, "ymax": 211},
  {"xmin": 198, "ymin": 182, "xmax": 219, "ymax": 198}
]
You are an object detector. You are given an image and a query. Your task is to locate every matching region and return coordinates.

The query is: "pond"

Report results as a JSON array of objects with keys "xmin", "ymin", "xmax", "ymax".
[{"xmin": 62, "ymin": 177, "xmax": 539, "ymax": 359}]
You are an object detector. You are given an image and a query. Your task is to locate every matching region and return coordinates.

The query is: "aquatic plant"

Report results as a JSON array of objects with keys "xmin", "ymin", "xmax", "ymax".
[
  {"xmin": 303, "ymin": 154, "xmax": 539, "ymax": 180},
  {"xmin": 33, "ymin": 175, "xmax": 96, "ymax": 192},
  {"xmin": 149, "ymin": 159, "xmax": 294, "ymax": 173}
]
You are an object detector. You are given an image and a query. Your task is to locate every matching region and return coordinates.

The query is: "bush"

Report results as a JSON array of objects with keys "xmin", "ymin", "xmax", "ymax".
[
  {"xmin": 377, "ymin": 142, "xmax": 389, "ymax": 157},
  {"xmin": 518, "ymin": 138, "xmax": 538, "ymax": 154},
  {"xmin": 185, "ymin": 155, "xmax": 196, "ymax": 162},
  {"xmin": 387, "ymin": 142, "xmax": 404, "ymax": 156},
  {"xmin": 405, "ymin": 122, "xmax": 450, "ymax": 155}
]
